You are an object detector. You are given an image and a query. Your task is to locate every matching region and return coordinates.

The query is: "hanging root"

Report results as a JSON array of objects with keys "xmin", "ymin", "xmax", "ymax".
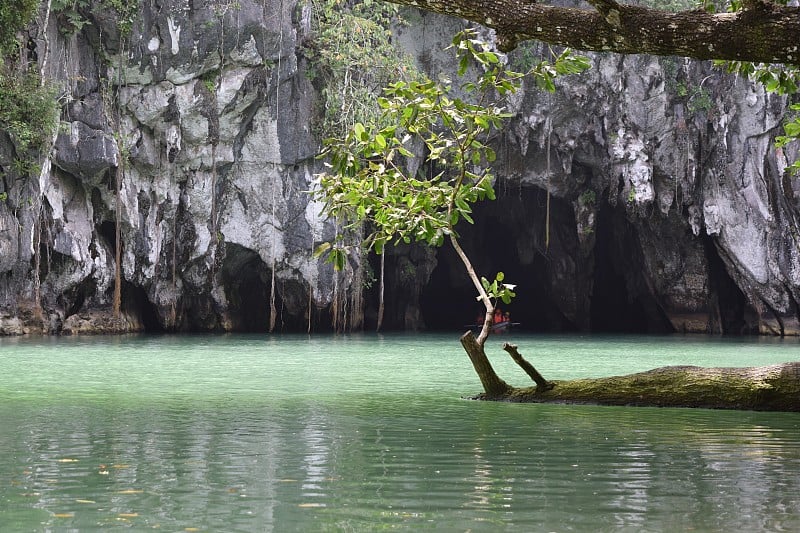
[{"xmin": 503, "ymin": 342, "xmax": 553, "ymax": 390}]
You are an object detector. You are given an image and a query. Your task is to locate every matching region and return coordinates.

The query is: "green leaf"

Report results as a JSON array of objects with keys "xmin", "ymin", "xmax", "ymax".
[
  {"xmin": 354, "ymin": 122, "xmax": 367, "ymax": 141},
  {"xmin": 313, "ymin": 242, "xmax": 332, "ymax": 259},
  {"xmin": 784, "ymin": 121, "xmax": 800, "ymax": 137},
  {"xmin": 458, "ymin": 54, "xmax": 470, "ymax": 77},
  {"xmin": 332, "ymin": 249, "xmax": 346, "ymax": 271}
]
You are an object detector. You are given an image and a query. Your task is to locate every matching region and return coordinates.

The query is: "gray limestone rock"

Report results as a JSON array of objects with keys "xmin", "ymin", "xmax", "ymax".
[{"xmin": 0, "ymin": 3, "xmax": 798, "ymax": 335}]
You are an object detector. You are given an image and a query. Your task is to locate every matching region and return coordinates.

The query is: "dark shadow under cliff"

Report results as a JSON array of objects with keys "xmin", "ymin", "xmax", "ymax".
[{"xmin": 411, "ymin": 186, "xmax": 677, "ymax": 334}]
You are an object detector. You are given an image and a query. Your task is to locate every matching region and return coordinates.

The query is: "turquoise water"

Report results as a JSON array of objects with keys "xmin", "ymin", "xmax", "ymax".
[{"xmin": 0, "ymin": 333, "xmax": 799, "ymax": 531}]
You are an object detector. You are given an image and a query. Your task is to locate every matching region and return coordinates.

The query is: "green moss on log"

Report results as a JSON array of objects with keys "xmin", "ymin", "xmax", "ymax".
[{"xmin": 476, "ymin": 363, "xmax": 800, "ymax": 412}]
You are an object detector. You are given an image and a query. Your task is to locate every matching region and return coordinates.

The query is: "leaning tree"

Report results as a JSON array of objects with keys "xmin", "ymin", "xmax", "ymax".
[{"xmin": 312, "ymin": 30, "xmax": 590, "ymax": 395}]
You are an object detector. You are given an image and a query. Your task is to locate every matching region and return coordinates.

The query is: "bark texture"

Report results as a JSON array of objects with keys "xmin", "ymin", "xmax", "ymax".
[
  {"xmin": 475, "ymin": 362, "xmax": 800, "ymax": 411},
  {"xmin": 460, "ymin": 331, "xmax": 513, "ymax": 395},
  {"xmin": 393, "ymin": 0, "xmax": 800, "ymax": 64}
]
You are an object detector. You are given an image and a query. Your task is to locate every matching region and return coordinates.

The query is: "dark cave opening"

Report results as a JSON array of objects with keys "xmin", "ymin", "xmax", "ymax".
[
  {"xmin": 271, "ymin": 277, "xmax": 334, "ymax": 333},
  {"xmin": 703, "ymin": 235, "xmax": 757, "ymax": 334},
  {"xmin": 122, "ymin": 281, "xmax": 164, "ymax": 332},
  {"xmin": 97, "ymin": 221, "xmax": 117, "ymax": 251},
  {"xmin": 59, "ymin": 273, "xmax": 95, "ymax": 319},
  {"xmin": 419, "ymin": 186, "xmax": 577, "ymax": 333},
  {"xmin": 218, "ymin": 244, "xmax": 332, "ymax": 332},
  {"xmin": 589, "ymin": 204, "xmax": 674, "ymax": 334},
  {"xmin": 219, "ymin": 244, "xmax": 272, "ymax": 332},
  {"xmin": 417, "ymin": 186, "xmax": 675, "ymax": 334},
  {"xmin": 589, "ymin": 205, "xmax": 649, "ymax": 333},
  {"xmin": 95, "ymin": 220, "xmax": 163, "ymax": 332}
]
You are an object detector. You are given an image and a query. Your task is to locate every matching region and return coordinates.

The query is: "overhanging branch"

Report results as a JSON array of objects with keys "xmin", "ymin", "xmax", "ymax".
[{"xmin": 391, "ymin": 0, "xmax": 800, "ymax": 65}]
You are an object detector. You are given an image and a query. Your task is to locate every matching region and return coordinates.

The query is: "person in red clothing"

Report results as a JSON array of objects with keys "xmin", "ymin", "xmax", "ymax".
[{"xmin": 493, "ymin": 307, "xmax": 503, "ymax": 324}]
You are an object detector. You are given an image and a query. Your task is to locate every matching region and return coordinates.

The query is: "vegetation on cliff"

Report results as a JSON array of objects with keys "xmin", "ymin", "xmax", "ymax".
[
  {"xmin": 305, "ymin": 0, "xmax": 420, "ymax": 140},
  {"xmin": 0, "ymin": 1, "xmax": 60, "ymax": 180}
]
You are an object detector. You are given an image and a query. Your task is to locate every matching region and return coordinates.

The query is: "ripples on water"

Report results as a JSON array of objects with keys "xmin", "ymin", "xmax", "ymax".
[{"xmin": 0, "ymin": 333, "xmax": 799, "ymax": 531}]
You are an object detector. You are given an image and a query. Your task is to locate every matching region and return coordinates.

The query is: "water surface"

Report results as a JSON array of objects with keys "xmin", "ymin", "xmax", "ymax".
[{"xmin": 1, "ymin": 333, "xmax": 799, "ymax": 531}]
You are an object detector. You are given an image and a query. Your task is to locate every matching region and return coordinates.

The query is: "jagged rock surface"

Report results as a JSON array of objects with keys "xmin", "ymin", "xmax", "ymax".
[{"xmin": 0, "ymin": 2, "xmax": 797, "ymax": 335}]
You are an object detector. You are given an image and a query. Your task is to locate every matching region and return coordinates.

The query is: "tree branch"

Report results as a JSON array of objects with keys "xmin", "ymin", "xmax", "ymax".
[
  {"xmin": 391, "ymin": 0, "xmax": 800, "ymax": 65},
  {"xmin": 503, "ymin": 342, "xmax": 553, "ymax": 390},
  {"xmin": 450, "ymin": 234, "xmax": 493, "ymax": 346}
]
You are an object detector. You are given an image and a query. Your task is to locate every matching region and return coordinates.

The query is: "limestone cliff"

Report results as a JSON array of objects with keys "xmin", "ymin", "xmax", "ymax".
[{"xmin": 0, "ymin": 1, "xmax": 797, "ymax": 335}]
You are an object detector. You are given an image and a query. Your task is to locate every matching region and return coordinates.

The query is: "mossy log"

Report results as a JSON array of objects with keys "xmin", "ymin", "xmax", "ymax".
[{"xmin": 475, "ymin": 362, "xmax": 800, "ymax": 412}]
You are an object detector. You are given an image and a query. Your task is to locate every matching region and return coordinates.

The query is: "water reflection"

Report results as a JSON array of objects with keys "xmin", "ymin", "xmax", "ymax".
[
  {"xmin": 2, "ymin": 400, "xmax": 800, "ymax": 531},
  {"xmin": 1, "ymin": 334, "xmax": 800, "ymax": 531}
]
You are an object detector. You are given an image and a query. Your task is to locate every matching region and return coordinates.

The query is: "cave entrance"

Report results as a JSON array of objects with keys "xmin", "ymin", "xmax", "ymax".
[
  {"xmin": 219, "ymin": 244, "xmax": 332, "ymax": 332},
  {"xmin": 589, "ymin": 204, "xmax": 674, "ymax": 334},
  {"xmin": 219, "ymin": 244, "xmax": 273, "ymax": 332},
  {"xmin": 419, "ymin": 185, "xmax": 676, "ymax": 334},
  {"xmin": 703, "ymin": 235, "xmax": 757, "ymax": 334},
  {"xmin": 420, "ymin": 186, "xmax": 576, "ymax": 333},
  {"xmin": 122, "ymin": 281, "xmax": 164, "ymax": 332}
]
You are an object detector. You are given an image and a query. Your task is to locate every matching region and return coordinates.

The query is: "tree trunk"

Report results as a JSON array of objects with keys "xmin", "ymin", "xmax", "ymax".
[
  {"xmin": 389, "ymin": 0, "xmax": 800, "ymax": 65},
  {"xmin": 461, "ymin": 330, "xmax": 512, "ymax": 396},
  {"xmin": 112, "ymin": 157, "xmax": 122, "ymax": 318},
  {"xmin": 472, "ymin": 362, "xmax": 800, "ymax": 412},
  {"xmin": 376, "ymin": 252, "xmax": 385, "ymax": 332}
]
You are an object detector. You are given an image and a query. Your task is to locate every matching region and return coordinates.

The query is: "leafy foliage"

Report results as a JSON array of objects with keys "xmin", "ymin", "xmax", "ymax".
[
  {"xmin": 711, "ymin": 1, "xmax": 800, "ymax": 175},
  {"xmin": 686, "ymin": 84, "xmax": 713, "ymax": 114},
  {"xmin": 480, "ymin": 271, "xmax": 516, "ymax": 305},
  {"xmin": 715, "ymin": 60, "xmax": 800, "ymax": 174},
  {"xmin": 0, "ymin": 69, "xmax": 60, "ymax": 175},
  {"xmin": 52, "ymin": 0, "xmax": 138, "ymax": 36},
  {"xmin": 777, "ymin": 104, "xmax": 800, "ymax": 176},
  {"xmin": 717, "ymin": 61, "xmax": 800, "ymax": 95},
  {"xmin": 0, "ymin": 0, "xmax": 39, "ymax": 55},
  {"xmin": 305, "ymin": 0, "xmax": 419, "ymax": 140},
  {"xmin": 312, "ymin": 29, "xmax": 589, "ymax": 273}
]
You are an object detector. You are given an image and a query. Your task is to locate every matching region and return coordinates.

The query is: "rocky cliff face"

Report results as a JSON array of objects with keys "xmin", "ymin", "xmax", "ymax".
[
  {"xmin": 1, "ymin": 0, "xmax": 356, "ymax": 334},
  {"xmin": 0, "ymin": 1, "xmax": 798, "ymax": 335}
]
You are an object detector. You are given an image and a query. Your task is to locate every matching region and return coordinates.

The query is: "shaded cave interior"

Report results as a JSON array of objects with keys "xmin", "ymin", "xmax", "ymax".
[
  {"xmin": 415, "ymin": 185, "xmax": 678, "ymax": 334},
  {"xmin": 218, "ymin": 243, "xmax": 337, "ymax": 333},
  {"xmin": 374, "ymin": 185, "xmax": 753, "ymax": 335},
  {"xmin": 118, "ymin": 186, "xmax": 754, "ymax": 335}
]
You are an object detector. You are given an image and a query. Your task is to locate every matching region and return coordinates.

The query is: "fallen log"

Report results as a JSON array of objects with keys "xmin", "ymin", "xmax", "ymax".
[{"xmin": 474, "ymin": 362, "xmax": 800, "ymax": 412}]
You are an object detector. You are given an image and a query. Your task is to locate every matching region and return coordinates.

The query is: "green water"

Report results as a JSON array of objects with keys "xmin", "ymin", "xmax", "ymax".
[{"xmin": 1, "ymin": 333, "xmax": 799, "ymax": 531}]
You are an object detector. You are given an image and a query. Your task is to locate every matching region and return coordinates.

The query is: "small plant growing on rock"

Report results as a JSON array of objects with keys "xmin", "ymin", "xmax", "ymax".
[{"xmin": 578, "ymin": 189, "xmax": 596, "ymax": 206}]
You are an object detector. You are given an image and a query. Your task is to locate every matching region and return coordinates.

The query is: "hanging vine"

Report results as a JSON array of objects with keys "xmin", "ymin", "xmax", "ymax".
[{"xmin": 268, "ymin": 0, "xmax": 285, "ymax": 333}]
